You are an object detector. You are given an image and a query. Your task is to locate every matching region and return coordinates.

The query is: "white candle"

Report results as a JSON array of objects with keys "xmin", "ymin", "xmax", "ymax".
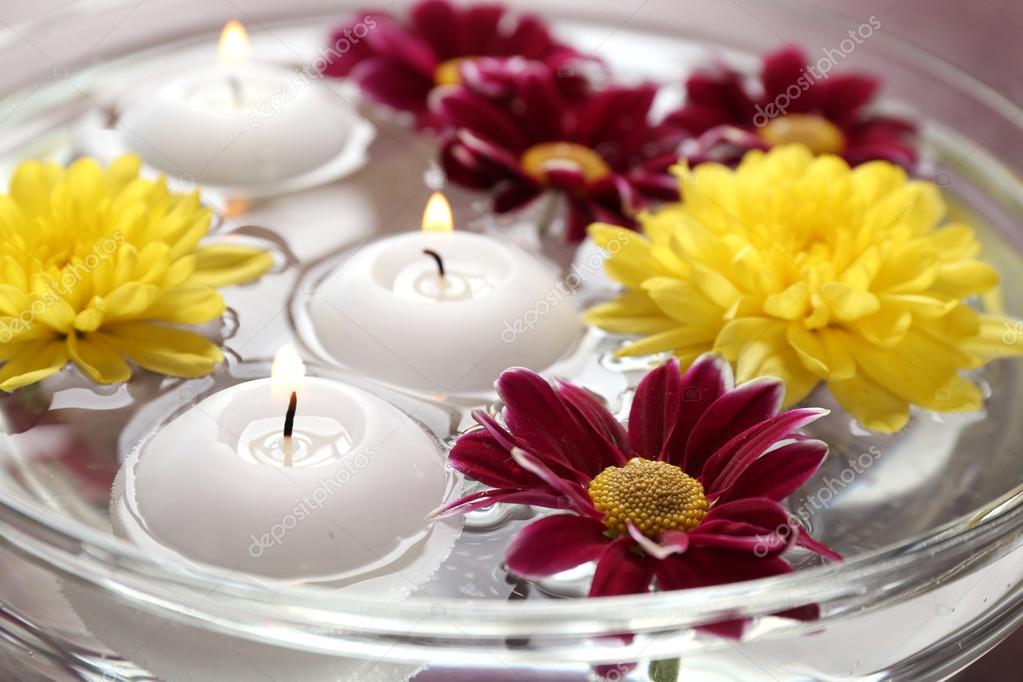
[
  {"xmin": 117, "ymin": 21, "xmax": 360, "ymax": 188},
  {"xmin": 308, "ymin": 193, "xmax": 583, "ymax": 396},
  {"xmin": 113, "ymin": 345, "xmax": 459, "ymax": 586}
]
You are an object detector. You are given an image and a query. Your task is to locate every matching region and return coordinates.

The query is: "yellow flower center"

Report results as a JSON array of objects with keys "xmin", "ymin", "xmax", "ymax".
[
  {"xmin": 434, "ymin": 57, "xmax": 473, "ymax": 86},
  {"xmin": 587, "ymin": 458, "xmax": 708, "ymax": 537},
  {"xmin": 520, "ymin": 142, "xmax": 612, "ymax": 185},
  {"xmin": 758, "ymin": 114, "xmax": 845, "ymax": 155}
]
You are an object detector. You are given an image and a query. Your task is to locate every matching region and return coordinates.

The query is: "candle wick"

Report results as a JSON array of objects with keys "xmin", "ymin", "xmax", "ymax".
[
  {"xmin": 227, "ymin": 73, "xmax": 244, "ymax": 108},
  {"xmin": 282, "ymin": 391, "xmax": 297, "ymax": 468},
  {"xmin": 283, "ymin": 391, "xmax": 297, "ymax": 438},
  {"xmin": 422, "ymin": 248, "xmax": 446, "ymax": 278}
]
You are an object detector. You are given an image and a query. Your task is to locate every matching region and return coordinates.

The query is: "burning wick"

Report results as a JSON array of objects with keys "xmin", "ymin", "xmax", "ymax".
[
  {"xmin": 282, "ymin": 391, "xmax": 297, "ymax": 466},
  {"xmin": 422, "ymin": 248, "xmax": 446, "ymax": 278}
]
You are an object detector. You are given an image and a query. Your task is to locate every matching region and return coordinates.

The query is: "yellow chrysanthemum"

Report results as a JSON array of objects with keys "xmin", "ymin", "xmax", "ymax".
[
  {"xmin": 586, "ymin": 144, "xmax": 1022, "ymax": 432},
  {"xmin": 0, "ymin": 155, "xmax": 273, "ymax": 391}
]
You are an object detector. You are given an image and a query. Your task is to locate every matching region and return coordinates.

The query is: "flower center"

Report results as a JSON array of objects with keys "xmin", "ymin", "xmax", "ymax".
[
  {"xmin": 520, "ymin": 142, "xmax": 612, "ymax": 185},
  {"xmin": 434, "ymin": 57, "xmax": 473, "ymax": 86},
  {"xmin": 758, "ymin": 113, "xmax": 846, "ymax": 155},
  {"xmin": 588, "ymin": 458, "xmax": 708, "ymax": 537}
]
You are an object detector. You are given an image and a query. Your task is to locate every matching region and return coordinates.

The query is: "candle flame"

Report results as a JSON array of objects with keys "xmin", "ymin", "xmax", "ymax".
[
  {"xmin": 271, "ymin": 344, "xmax": 305, "ymax": 395},
  {"xmin": 219, "ymin": 20, "xmax": 251, "ymax": 67},
  {"xmin": 421, "ymin": 192, "xmax": 454, "ymax": 233}
]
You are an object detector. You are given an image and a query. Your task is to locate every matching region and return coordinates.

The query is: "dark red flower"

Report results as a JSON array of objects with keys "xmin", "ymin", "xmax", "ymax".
[
  {"xmin": 432, "ymin": 58, "xmax": 680, "ymax": 242},
  {"xmin": 665, "ymin": 46, "xmax": 917, "ymax": 169},
  {"xmin": 433, "ymin": 355, "xmax": 840, "ymax": 637},
  {"xmin": 320, "ymin": 0, "xmax": 592, "ymax": 127}
]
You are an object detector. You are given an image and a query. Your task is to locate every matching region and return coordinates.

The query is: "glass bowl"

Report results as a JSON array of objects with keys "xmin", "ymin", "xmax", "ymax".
[{"xmin": 2, "ymin": 1, "xmax": 1023, "ymax": 681}]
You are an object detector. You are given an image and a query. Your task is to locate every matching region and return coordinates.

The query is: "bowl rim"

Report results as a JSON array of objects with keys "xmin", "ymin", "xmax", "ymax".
[{"xmin": 2, "ymin": 0, "xmax": 1023, "ymax": 649}]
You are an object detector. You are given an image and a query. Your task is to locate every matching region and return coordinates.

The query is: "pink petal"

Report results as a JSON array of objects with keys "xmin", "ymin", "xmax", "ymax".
[
  {"xmin": 448, "ymin": 429, "xmax": 537, "ymax": 488},
  {"xmin": 463, "ymin": 4, "xmax": 506, "ymax": 55},
  {"xmin": 656, "ymin": 549, "xmax": 794, "ymax": 590},
  {"xmin": 519, "ymin": 66, "xmax": 566, "ymax": 140},
  {"xmin": 794, "ymin": 527, "xmax": 842, "ymax": 561},
  {"xmin": 715, "ymin": 439, "xmax": 828, "ymax": 504},
  {"xmin": 628, "ymin": 357, "xmax": 683, "ymax": 458},
  {"xmin": 627, "ymin": 524, "xmax": 689, "ymax": 560},
  {"xmin": 410, "ymin": 0, "xmax": 464, "ymax": 58},
  {"xmin": 761, "ymin": 46, "xmax": 816, "ymax": 112},
  {"xmin": 511, "ymin": 448, "xmax": 598, "ymax": 518},
  {"xmin": 440, "ymin": 138, "xmax": 499, "ymax": 189},
  {"xmin": 506, "ymin": 14, "xmax": 557, "ymax": 59},
  {"xmin": 702, "ymin": 496, "xmax": 788, "ymax": 525},
  {"xmin": 364, "ymin": 19, "xmax": 438, "ymax": 77},
  {"xmin": 685, "ymin": 377, "xmax": 785, "ymax": 477},
  {"xmin": 661, "ymin": 354, "xmax": 732, "ymax": 467},
  {"xmin": 686, "ymin": 70, "xmax": 755, "ymax": 124},
  {"xmin": 545, "ymin": 166, "xmax": 588, "ymax": 194},
  {"xmin": 429, "ymin": 487, "xmax": 567, "ymax": 519},
  {"xmin": 498, "ymin": 368, "xmax": 614, "ymax": 477},
  {"xmin": 352, "ymin": 59, "xmax": 434, "ymax": 113},
  {"xmin": 817, "ymin": 73, "xmax": 879, "ymax": 124},
  {"xmin": 506, "ymin": 514, "xmax": 609, "ymax": 577},
  {"xmin": 493, "ymin": 183, "xmax": 543, "ymax": 214},
  {"xmin": 454, "ymin": 129, "xmax": 527, "ymax": 177},
  {"xmin": 432, "ymin": 88, "xmax": 528, "ymax": 150},
  {"xmin": 658, "ymin": 551, "xmax": 819, "ymax": 637},
  {"xmin": 565, "ymin": 197, "xmax": 596, "ymax": 243},
  {"xmin": 701, "ymin": 408, "xmax": 829, "ymax": 497},
  {"xmin": 473, "ymin": 408, "xmax": 588, "ymax": 485},
  {"xmin": 321, "ymin": 18, "xmax": 381, "ymax": 77},
  {"xmin": 664, "ymin": 103, "xmax": 732, "ymax": 135},
  {"xmin": 589, "ymin": 536, "xmax": 655, "ymax": 597},
  {"xmin": 555, "ymin": 379, "xmax": 630, "ymax": 464}
]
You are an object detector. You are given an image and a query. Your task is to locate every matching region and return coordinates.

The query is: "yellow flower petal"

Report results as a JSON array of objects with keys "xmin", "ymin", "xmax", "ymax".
[
  {"xmin": 0, "ymin": 339, "xmax": 68, "ymax": 392},
  {"xmin": 927, "ymin": 261, "xmax": 999, "ymax": 298},
  {"xmin": 191, "ymin": 244, "xmax": 274, "ymax": 287},
  {"xmin": 68, "ymin": 332, "xmax": 131, "ymax": 384},
  {"xmin": 829, "ymin": 372, "xmax": 910, "ymax": 433},
  {"xmin": 100, "ymin": 323, "xmax": 223, "ymax": 378},
  {"xmin": 144, "ymin": 286, "xmax": 226, "ymax": 324},
  {"xmin": 584, "ymin": 291, "xmax": 680, "ymax": 336}
]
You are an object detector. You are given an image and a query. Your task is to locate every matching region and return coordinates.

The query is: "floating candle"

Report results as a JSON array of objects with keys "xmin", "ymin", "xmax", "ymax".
[
  {"xmin": 116, "ymin": 21, "xmax": 368, "ymax": 190},
  {"xmin": 308, "ymin": 193, "xmax": 583, "ymax": 396},
  {"xmin": 114, "ymin": 345, "xmax": 458, "ymax": 585}
]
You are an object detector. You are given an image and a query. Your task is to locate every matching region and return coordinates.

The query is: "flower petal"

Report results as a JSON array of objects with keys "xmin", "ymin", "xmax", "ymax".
[
  {"xmin": 68, "ymin": 332, "xmax": 131, "ymax": 385},
  {"xmin": 428, "ymin": 487, "xmax": 566, "ymax": 520},
  {"xmin": 191, "ymin": 245, "xmax": 274, "ymax": 287},
  {"xmin": 627, "ymin": 357, "xmax": 682, "ymax": 458},
  {"xmin": 661, "ymin": 353, "xmax": 732, "ymax": 467},
  {"xmin": 701, "ymin": 408, "xmax": 829, "ymax": 497},
  {"xmin": 715, "ymin": 439, "xmax": 829, "ymax": 504},
  {"xmin": 448, "ymin": 428, "xmax": 538, "ymax": 488},
  {"xmin": 589, "ymin": 536, "xmax": 654, "ymax": 597},
  {"xmin": 100, "ymin": 323, "xmax": 222, "ymax": 378},
  {"xmin": 627, "ymin": 523, "xmax": 689, "ymax": 560},
  {"xmin": 555, "ymin": 379, "xmax": 630, "ymax": 464},
  {"xmin": 510, "ymin": 448, "xmax": 597, "ymax": 518},
  {"xmin": 498, "ymin": 368, "xmax": 614, "ymax": 476},
  {"xmin": 685, "ymin": 376, "xmax": 785, "ymax": 477},
  {"xmin": 0, "ymin": 338, "xmax": 68, "ymax": 392},
  {"xmin": 506, "ymin": 514, "xmax": 609, "ymax": 578}
]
